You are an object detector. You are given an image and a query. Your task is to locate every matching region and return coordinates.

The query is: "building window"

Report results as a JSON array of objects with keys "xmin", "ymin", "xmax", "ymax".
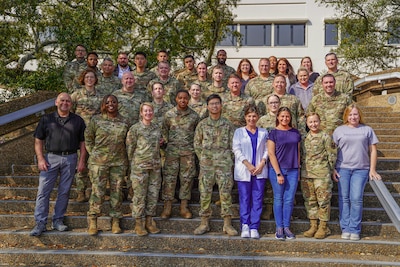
[
  {"xmin": 218, "ymin": 25, "xmax": 237, "ymax": 46},
  {"xmin": 388, "ymin": 20, "xmax": 400, "ymax": 44},
  {"xmin": 274, "ymin": 24, "xmax": 305, "ymax": 46},
  {"xmin": 325, "ymin": 23, "xmax": 338, "ymax": 45},
  {"xmin": 242, "ymin": 24, "xmax": 271, "ymax": 46}
]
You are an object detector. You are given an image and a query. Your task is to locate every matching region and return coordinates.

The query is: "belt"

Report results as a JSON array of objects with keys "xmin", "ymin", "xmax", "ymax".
[{"xmin": 48, "ymin": 151, "xmax": 77, "ymax": 156}]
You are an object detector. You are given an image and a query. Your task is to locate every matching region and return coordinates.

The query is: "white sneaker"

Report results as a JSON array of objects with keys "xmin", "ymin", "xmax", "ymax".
[
  {"xmin": 250, "ymin": 229, "xmax": 260, "ymax": 239},
  {"xmin": 241, "ymin": 224, "xmax": 250, "ymax": 238},
  {"xmin": 341, "ymin": 232, "xmax": 350, "ymax": 240},
  {"xmin": 350, "ymin": 233, "xmax": 360, "ymax": 241}
]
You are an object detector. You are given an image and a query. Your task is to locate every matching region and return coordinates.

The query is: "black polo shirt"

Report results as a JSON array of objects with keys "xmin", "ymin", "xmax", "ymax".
[{"xmin": 34, "ymin": 111, "xmax": 86, "ymax": 153}]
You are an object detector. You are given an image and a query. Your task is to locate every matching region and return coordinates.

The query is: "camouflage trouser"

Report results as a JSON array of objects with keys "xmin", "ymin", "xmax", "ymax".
[
  {"xmin": 300, "ymin": 177, "xmax": 333, "ymax": 221},
  {"xmin": 198, "ymin": 167, "xmax": 234, "ymax": 218},
  {"xmin": 87, "ymin": 164, "xmax": 127, "ymax": 218},
  {"xmin": 131, "ymin": 167, "xmax": 161, "ymax": 218},
  {"xmin": 263, "ymin": 179, "xmax": 273, "ymax": 205},
  {"xmin": 162, "ymin": 153, "xmax": 197, "ymax": 201},
  {"xmin": 75, "ymin": 151, "xmax": 90, "ymax": 192}
]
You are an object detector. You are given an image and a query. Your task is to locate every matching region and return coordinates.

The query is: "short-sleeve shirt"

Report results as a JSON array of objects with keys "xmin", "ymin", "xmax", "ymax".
[
  {"xmin": 333, "ymin": 124, "xmax": 379, "ymax": 169},
  {"xmin": 34, "ymin": 112, "xmax": 85, "ymax": 153},
  {"xmin": 268, "ymin": 128, "xmax": 301, "ymax": 169}
]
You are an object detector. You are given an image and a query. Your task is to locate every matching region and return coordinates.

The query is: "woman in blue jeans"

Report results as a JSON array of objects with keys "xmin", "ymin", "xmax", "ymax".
[
  {"xmin": 267, "ymin": 107, "xmax": 301, "ymax": 240},
  {"xmin": 332, "ymin": 104, "xmax": 381, "ymax": 241}
]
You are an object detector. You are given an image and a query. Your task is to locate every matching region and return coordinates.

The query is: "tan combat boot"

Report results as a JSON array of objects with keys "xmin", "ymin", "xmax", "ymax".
[
  {"xmin": 261, "ymin": 204, "xmax": 273, "ymax": 220},
  {"xmin": 160, "ymin": 200, "xmax": 172, "ymax": 219},
  {"xmin": 314, "ymin": 220, "xmax": 331, "ymax": 239},
  {"xmin": 223, "ymin": 216, "xmax": 238, "ymax": 236},
  {"xmin": 135, "ymin": 218, "xmax": 148, "ymax": 236},
  {"xmin": 180, "ymin": 200, "xmax": 192, "ymax": 219},
  {"xmin": 111, "ymin": 217, "xmax": 122, "ymax": 234},
  {"xmin": 88, "ymin": 217, "xmax": 98, "ymax": 236},
  {"xmin": 303, "ymin": 219, "xmax": 318, "ymax": 238},
  {"xmin": 76, "ymin": 191, "xmax": 86, "ymax": 203},
  {"xmin": 145, "ymin": 216, "xmax": 161, "ymax": 234},
  {"xmin": 194, "ymin": 216, "xmax": 210, "ymax": 235}
]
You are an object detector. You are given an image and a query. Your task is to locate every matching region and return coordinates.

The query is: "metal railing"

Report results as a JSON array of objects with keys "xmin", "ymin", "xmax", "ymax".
[
  {"xmin": 0, "ymin": 98, "xmax": 56, "ymax": 126},
  {"xmin": 370, "ymin": 179, "xmax": 400, "ymax": 232}
]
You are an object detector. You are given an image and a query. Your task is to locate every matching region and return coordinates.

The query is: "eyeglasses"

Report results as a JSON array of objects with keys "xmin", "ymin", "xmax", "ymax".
[
  {"xmin": 268, "ymin": 102, "xmax": 280, "ymax": 105},
  {"xmin": 208, "ymin": 102, "xmax": 221, "ymax": 106}
]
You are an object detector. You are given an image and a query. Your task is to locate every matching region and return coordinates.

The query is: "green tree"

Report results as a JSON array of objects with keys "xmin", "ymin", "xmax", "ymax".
[
  {"xmin": 0, "ymin": 0, "xmax": 238, "ymax": 78},
  {"xmin": 318, "ymin": 0, "xmax": 400, "ymax": 75}
]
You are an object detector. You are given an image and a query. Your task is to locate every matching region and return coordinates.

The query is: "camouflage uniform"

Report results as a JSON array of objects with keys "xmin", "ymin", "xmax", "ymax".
[
  {"xmin": 133, "ymin": 69, "xmax": 157, "ymax": 102},
  {"xmin": 244, "ymin": 76, "xmax": 274, "ymax": 101},
  {"xmin": 188, "ymin": 100, "xmax": 208, "ymax": 119},
  {"xmin": 312, "ymin": 70, "xmax": 354, "ymax": 98},
  {"xmin": 63, "ymin": 60, "xmax": 87, "ymax": 92},
  {"xmin": 194, "ymin": 116, "xmax": 235, "ymax": 217},
  {"xmin": 112, "ymin": 89, "xmax": 142, "ymax": 127},
  {"xmin": 162, "ymin": 107, "xmax": 200, "ymax": 201},
  {"xmin": 202, "ymin": 84, "xmax": 228, "ymax": 102},
  {"xmin": 126, "ymin": 121, "xmax": 162, "ymax": 218},
  {"xmin": 208, "ymin": 64, "xmax": 236, "ymax": 87},
  {"xmin": 147, "ymin": 77, "xmax": 183, "ymax": 106},
  {"xmin": 71, "ymin": 88, "xmax": 102, "ymax": 194},
  {"xmin": 221, "ymin": 92, "xmax": 255, "ymax": 129},
  {"xmin": 175, "ymin": 69, "xmax": 198, "ymax": 90},
  {"xmin": 301, "ymin": 131, "xmax": 337, "ymax": 221},
  {"xmin": 193, "ymin": 78, "xmax": 212, "ymax": 94},
  {"xmin": 307, "ymin": 91, "xmax": 352, "ymax": 135},
  {"xmin": 85, "ymin": 114, "xmax": 129, "ymax": 218},
  {"xmin": 263, "ymin": 93, "xmax": 306, "ymax": 135},
  {"xmin": 152, "ymin": 101, "xmax": 174, "ymax": 168},
  {"xmin": 96, "ymin": 75, "xmax": 122, "ymax": 96}
]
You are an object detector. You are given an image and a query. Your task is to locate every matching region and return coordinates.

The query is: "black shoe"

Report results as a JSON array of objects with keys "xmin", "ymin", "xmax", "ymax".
[
  {"xmin": 52, "ymin": 219, "xmax": 68, "ymax": 232},
  {"xmin": 30, "ymin": 222, "xmax": 47, "ymax": 236}
]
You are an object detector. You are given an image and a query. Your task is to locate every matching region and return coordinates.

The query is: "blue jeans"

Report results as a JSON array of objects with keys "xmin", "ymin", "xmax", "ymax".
[
  {"xmin": 237, "ymin": 177, "xmax": 266, "ymax": 230},
  {"xmin": 34, "ymin": 153, "xmax": 77, "ymax": 224},
  {"xmin": 269, "ymin": 168, "xmax": 299, "ymax": 228},
  {"xmin": 337, "ymin": 168, "xmax": 369, "ymax": 234}
]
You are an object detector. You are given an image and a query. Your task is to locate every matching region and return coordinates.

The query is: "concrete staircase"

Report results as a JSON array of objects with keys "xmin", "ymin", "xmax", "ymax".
[{"xmin": 0, "ymin": 105, "xmax": 399, "ymax": 266}]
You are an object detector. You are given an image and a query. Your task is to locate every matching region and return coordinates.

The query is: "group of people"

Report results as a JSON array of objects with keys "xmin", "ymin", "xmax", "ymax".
[{"xmin": 29, "ymin": 46, "xmax": 381, "ymax": 243}]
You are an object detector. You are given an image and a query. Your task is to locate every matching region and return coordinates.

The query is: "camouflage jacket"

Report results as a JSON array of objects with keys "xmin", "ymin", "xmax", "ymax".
[
  {"xmin": 301, "ymin": 131, "xmax": 337, "ymax": 179},
  {"xmin": 96, "ymin": 75, "xmax": 122, "ymax": 96},
  {"xmin": 63, "ymin": 60, "xmax": 87, "ymax": 92},
  {"xmin": 85, "ymin": 113, "xmax": 129, "ymax": 166},
  {"xmin": 152, "ymin": 101, "xmax": 174, "ymax": 128},
  {"xmin": 221, "ymin": 92, "xmax": 255, "ymax": 129},
  {"xmin": 244, "ymin": 76, "xmax": 274, "ymax": 101},
  {"xmin": 70, "ymin": 88, "xmax": 102, "ymax": 125},
  {"xmin": 256, "ymin": 112, "xmax": 276, "ymax": 132},
  {"xmin": 147, "ymin": 76, "xmax": 183, "ymax": 105},
  {"xmin": 307, "ymin": 91, "xmax": 352, "ymax": 135},
  {"xmin": 126, "ymin": 121, "xmax": 161, "ymax": 169},
  {"xmin": 112, "ymin": 89, "xmax": 142, "ymax": 127},
  {"xmin": 194, "ymin": 116, "xmax": 234, "ymax": 168},
  {"xmin": 162, "ymin": 107, "xmax": 200, "ymax": 155},
  {"xmin": 133, "ymin": 69, "xmax": 157, "ymax": 102},
  {"xmin": 313, "ymin": 69, "xmax": 354, "ymax": 98}
]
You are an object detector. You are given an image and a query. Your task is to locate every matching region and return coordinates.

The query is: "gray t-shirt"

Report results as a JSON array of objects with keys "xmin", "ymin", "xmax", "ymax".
[{"xmin": 332, "ymin": 124, "xmax": 378, "ymax": 169}]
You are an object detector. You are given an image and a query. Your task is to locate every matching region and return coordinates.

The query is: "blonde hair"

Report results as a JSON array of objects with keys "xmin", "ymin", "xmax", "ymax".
[{"xmin": 343, "ymin": 104, "xmax": 364, "ymax": 125}]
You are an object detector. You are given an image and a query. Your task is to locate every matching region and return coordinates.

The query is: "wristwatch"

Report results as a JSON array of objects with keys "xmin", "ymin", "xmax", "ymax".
[{"xmin": 277, "ymin": 173, "xmax": 282, "ymax": 177}]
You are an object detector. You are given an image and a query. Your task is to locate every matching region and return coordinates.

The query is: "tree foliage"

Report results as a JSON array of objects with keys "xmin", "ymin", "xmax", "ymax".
[
  {"xmin": 0, "ymin": 0, "xmax": 237, "ymax": 90},
  {"xmin": 317, "ymin": 0, "xmax": 400, "ymax": 75}
]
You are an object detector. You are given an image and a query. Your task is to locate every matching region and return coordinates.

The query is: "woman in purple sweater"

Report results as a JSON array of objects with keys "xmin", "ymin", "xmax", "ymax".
[{"xmin": 267, "ymin": 107, "xmax": 301, "ymax": 240}]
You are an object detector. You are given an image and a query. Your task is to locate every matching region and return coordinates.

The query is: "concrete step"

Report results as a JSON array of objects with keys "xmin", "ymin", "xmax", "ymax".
[
  {"xmin": 0, "ymin": 202, "xmax": 395, "ymax": 231},
  {"xmin": 378, "ymin": 135, "xmax": 400, "ymax": 142},
  {"xmin": 378, "ymin": 149, "xmax": 400, "ymax": 158},
  {"xmin": 0, "ymin": 231, "xmax": 399, "ymax": 266},
  {"xmin": 365, "ymin": 117, "xmax": 400, "ymax": 123},
  {"xmin": 360, "ymin": 106, "xmax": 393, "ymax": 113},
  {"xmin": 1, "ymin": 215, "xmax": 399, "ymax": 240},
  {"xmin": 378, "ymin": 142, "xmax": 400, "ymax": 149},
  {"xmin": 369, "ymin": 123, "xmax": 400, "ymax": 129},
  {"xmin": 374, "ymin": 128, "xmax": 400, "ymax": 135}
]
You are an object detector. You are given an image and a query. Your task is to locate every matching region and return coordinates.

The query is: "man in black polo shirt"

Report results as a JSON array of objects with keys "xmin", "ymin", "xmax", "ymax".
[{"xmin": 30, "ymin": 92, "xmax": 87, "ymax": 236}]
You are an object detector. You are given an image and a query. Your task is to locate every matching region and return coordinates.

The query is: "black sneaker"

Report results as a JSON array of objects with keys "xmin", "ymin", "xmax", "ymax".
[
  {"xmin": 284, "ymin": 227, "xmax": 296, "ymax": 240},
  {"xmin": 30, "ymin": 222, "xmax": 47, "ymax": 236},
  {"xmin": 275, "ymin": 227, "xmax": 285, "ymax": 240}
]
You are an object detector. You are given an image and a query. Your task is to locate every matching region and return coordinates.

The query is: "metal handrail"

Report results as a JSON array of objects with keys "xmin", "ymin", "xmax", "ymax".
[
  {"xmin": 370, "ymin": 179, "xmax": 400, "ymax": 232},
  {"xmin": 0, "ymin": 98, "xmax": 56, "ymax": 126}
]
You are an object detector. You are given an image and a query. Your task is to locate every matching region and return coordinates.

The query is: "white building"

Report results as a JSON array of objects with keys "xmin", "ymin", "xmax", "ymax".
[{"xmin": 215, "ymin": 0, "xmax": 338, "ymax": 74}]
